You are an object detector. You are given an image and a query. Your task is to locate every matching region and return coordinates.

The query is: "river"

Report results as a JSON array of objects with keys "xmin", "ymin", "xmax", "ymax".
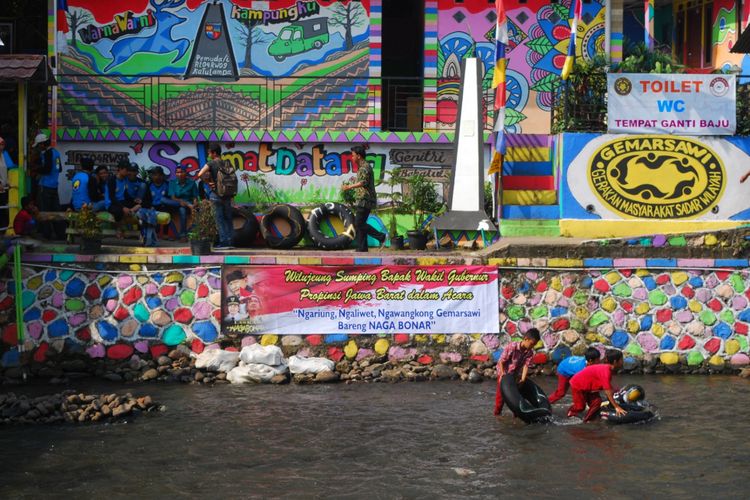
[{"xmin": 1, "ymin": 375, "xmax": 748, "ymax": 499}]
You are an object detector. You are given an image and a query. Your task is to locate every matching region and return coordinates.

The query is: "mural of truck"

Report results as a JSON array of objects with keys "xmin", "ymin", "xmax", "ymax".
[{"xmin": 268, "ymin": 18, "xmax": 329, "ymax": 61}]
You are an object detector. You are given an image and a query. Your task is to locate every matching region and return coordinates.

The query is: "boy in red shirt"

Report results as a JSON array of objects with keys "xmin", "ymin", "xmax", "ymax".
[
  {"xmin": 13, "ymin": 196, "xmax": 38, "ymax": 236},
  {"xmin": 494, "ymin": 328, "xmax": 540, "ymax": 416},
  {"xmin": 548, "ymin": 347, "xmax": 601, "ymax": 404},
  {"xmin": 567, "ymin": 349, "xmax": 627, "ymax": 422}
]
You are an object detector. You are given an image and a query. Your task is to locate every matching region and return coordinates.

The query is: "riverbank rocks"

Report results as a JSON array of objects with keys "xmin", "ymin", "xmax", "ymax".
[{"xmin": 0, "ymin": 391, "xmax": 162, "ymax": 424}]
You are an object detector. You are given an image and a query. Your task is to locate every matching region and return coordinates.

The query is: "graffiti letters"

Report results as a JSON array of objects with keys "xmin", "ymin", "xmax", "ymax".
[
  {"xmin": 79, "ymin": 10, "xmax": 156, "ymax": 44},
  {"xmin": 230, "ymin": 1, "xmax": 320, "ymax": 25}
]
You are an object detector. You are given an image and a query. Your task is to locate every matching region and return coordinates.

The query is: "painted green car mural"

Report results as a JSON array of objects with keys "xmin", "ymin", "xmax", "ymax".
[{"xmin": 268, "ymin": 18, "xmax": 329, "ymax": 61}]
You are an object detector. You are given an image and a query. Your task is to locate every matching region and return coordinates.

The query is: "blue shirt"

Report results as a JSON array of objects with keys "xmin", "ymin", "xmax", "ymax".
[
  {"xmin": 149, "ymin": 182, "xmax": 169, "ymax": 206},
  {"xmin": 39, "ymin": 148, "xmax": 62, "ymax": 189},
  {"xmin": 71, "ymin": 171, "xmax": 91, "ymax": 210},
  {"xmin": 557, "ymin": 356, "xmax": 587, "ymax": 378},
  {"xmin": 168, "ymin": 178, "xmax": 198, "ymax": 202},
  {"xmin": 126, "ymin": 179, "xmax": 144, "ymax": 200},
  {"xmin": 114, "ymin": 177, "xmax": 129, "ymax": 202}
]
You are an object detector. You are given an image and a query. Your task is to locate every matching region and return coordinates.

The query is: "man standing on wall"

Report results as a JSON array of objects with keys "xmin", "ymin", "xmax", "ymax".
[
  {"xmin": 197, "ymin": 143, "xmax": 236, "ymax": 250},
  {"xmin": 342, "ymin": 144, "xmax": 387, "ymax": 252},
  {"xmin": 32, "ymin": 133, "xmax": 65, "ymax": 240}
]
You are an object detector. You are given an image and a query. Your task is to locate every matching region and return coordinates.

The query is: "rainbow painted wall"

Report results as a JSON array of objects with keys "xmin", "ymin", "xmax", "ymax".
[{"xmin": 2, "ymin": 253, "xmax": 750, "ymax": 371}]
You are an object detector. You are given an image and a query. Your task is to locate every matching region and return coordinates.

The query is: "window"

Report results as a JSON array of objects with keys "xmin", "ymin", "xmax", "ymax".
[{"xmin": 703, "ymin": 3, "xmax": 712, "ymax": 66}]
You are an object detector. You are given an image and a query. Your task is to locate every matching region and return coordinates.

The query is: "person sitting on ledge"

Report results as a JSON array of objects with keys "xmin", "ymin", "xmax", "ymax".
[
  {"xmin": 147, "ymin": 166, "xmax": 180, "ymax": 240},
  {"xmin": 71, "ymin": 157, "xmax": 107, "ymax": 212},
  {"xmin": 13, "ymin": 196, "xmax": 39, "ymax": 237},
  {"xmin": 168, "ymin": 164, "xmax": 198, "ymax": 241}
]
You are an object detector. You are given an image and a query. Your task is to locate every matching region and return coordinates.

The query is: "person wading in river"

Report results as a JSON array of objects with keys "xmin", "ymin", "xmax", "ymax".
[
  {"xmin": 567, "ymin": 349, "xmax": 627, "ymax": 422},
  {"xmin": 494, "ymin": 328, "xmax": 540, "ymax": 416}
]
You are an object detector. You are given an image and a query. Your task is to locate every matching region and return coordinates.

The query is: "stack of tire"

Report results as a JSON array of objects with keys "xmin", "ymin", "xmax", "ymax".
[{"xmin": 232, "ymin": 203, "xmax": 356, "ymax": 251}]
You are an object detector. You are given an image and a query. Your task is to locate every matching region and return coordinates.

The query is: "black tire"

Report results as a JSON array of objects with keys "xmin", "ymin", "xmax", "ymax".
[
  {"xmin": 313, "ymin": 40, "xmax": 323, "ymax": 49},
  {"xmin": 307, "ymin": 202, "xmax": 356, "ymax": 250},
  {"xmin": 601, "ymin": 401, "xmax": 656, "ymax": 425},
  {"xmin": 500, "ymin": 374, "xmax": 552, "ymax": 424},
  {"xmin": 232, "ymin": 207, "xmax": 259, "ymax": 248},
  {"xmin": 260, "ymin": 204, "xmax": 306, "ymax": 249},
  {"xmin": 274, "ymin": 55, "xmax": 286, "ymax": 62}
]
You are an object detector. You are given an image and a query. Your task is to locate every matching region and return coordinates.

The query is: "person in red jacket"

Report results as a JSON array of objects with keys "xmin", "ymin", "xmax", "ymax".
[
  {"xmin": 567, "ymin": 349, "xmax": 627, "ymax": 422},
  {"xmin": 494, "ymin": 328, "xmax": 540, "ymax": 416}
]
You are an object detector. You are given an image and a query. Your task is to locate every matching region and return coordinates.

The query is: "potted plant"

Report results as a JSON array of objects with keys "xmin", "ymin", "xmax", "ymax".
[
  {"xmin": 381, "ymin": 168, "xmax": 405, "ymax": 250},
  {"xmin": 188, "ymin": 199, "xmax": 218, "ymax": 255},
  {"xmin": 401, "ymin": 174, "xmax": 443, "ymax": 250},
  {"xmin": 72, "ymin": 205, "xmax": 103, "ymax": 254}
]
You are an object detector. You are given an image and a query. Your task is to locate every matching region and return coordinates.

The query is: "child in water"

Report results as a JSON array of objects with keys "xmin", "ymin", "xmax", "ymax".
[
  {"xmin": 494, "ymin": 328, "xmax": 540, "ymax": 416},
  {"xmin": 567, "ymin": 349, "xmax": 627, "ymax": 422},
  {"xmin": 548, "ymin": 347, "xmax": 601, "ymax": 404}
]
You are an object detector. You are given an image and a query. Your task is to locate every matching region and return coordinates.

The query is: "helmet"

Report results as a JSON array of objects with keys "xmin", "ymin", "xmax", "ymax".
[{"xmin": 616, "ymin": 384, "xmax": 645, "ymax": 403}]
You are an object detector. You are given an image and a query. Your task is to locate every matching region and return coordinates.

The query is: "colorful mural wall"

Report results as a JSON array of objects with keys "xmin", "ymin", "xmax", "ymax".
[
  {"xmin": 558, "ymin": 133, "xmax": 750, "ymax": 237},
  {"xmin": 4, "ymin": 261, "xmax": 750, "ymax": 369},
  {"xmin": 710, "ymin": 0, "xmax": 750, "ymax": 74},
  {"xmin": 434, "ymin": 0, "xmax": 606, "ymax": 134},
  {"xmin": 55, "ymin": 0, "xmax": 374, "ymax": 130},
  {"xmin": 53, "ymin": 141, "xmax": 460, "ymax": 206}
]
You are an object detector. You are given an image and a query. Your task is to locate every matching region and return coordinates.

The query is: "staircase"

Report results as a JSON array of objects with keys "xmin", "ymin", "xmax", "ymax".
[{"xmin": 500, "ymin": 134, "xmax": 560, "ymax": 237}]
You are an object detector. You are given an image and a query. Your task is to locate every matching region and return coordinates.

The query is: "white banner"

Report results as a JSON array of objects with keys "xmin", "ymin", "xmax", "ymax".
[
  {"xmin": 607, "ymin": 73, "xmax": 736, "ymax": 135},
  {"xmin": 222, "ymin": 265, "xmax": 500, "ymax": 335}
]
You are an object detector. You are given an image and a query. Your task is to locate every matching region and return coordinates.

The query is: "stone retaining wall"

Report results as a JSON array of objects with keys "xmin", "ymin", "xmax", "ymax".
[{"xmin": 2, "ymin": 255, "xmax": 750, "ymax": 380}]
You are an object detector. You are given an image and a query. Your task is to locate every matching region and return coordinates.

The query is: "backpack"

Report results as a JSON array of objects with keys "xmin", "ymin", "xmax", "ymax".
[{"xmin": 215, "ymin": 160, "xmax": 238, "ymax": 198}]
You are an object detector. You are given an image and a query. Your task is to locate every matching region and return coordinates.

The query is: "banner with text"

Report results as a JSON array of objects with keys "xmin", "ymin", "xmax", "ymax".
[
  {"xmin": 221, "ymin": 265, "xmax": 500, "ymax": 335},
  {"xmin": 607, "ymin": 73, "xmax": 736, "ymax": 135}
]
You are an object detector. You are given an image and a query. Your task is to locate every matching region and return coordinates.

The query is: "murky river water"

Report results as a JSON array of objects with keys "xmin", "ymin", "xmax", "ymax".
[{"xmin": 1, "ymin": 375, "xmax": 749, "ymax": 499}]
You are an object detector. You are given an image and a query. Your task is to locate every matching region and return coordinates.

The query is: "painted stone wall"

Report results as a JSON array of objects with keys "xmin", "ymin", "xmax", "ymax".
[{"xmin": 2, "ymin": 262, "xmax": 750, "ymax": 370}]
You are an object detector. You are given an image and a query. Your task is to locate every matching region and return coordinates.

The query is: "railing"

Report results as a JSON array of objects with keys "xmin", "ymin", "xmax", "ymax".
[
  {"xmin": 551, "ymin": 74, "xmax": 750, "ymax": 135},
  {"xmin": 56, "ymin": 74, "xmax": 427, "ymax": 132}
]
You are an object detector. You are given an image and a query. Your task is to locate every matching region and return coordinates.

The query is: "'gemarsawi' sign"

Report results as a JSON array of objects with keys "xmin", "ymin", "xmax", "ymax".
[
  {"xmin": 607, "ymin": 73, "xmax": 735, "ymax": 135},
  {"xmin": 221, "ymin": 265, "xmax": 499, "ymax": 335}
]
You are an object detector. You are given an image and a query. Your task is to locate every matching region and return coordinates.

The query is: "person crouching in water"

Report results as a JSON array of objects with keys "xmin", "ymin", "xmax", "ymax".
[
  {"xmin": 548, "ymin": 347, "xmax": 601, "ymax": 404},
  {"xmin": 494, "ymin": 328, "xmax": 540, "ymax": 416},
  {"xmin": 567, "ymin": 349, "xmax": 627, "ymax": 422}
]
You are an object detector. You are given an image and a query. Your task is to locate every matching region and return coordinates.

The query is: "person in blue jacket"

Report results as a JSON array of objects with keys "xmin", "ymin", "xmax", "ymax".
[
  {"xmin": 71, "ymin": 157, "xmax": 107, "ymax": 211},
  {"xmin": 32, "ymin": 133, "xmax": 65, "ymax": 239},
  {"xmin": 548, "ymin": 347, "xmax": 601, "ymax": 404}
]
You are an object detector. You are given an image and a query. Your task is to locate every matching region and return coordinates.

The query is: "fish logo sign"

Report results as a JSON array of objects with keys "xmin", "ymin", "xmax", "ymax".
[{"xmin": 588, "ymin": 136, "xmax": 725, "ymax": 219}]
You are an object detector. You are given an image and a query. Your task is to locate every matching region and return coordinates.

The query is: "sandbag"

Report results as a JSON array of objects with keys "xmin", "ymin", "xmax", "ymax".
[
  {"xmin": 227, "ymin": 362, "xmax": 288, "ymax": 384},
  {"xmin": 194, "ymin": 349, "xmax": 240, "ymax": 372},
  {"xmin": 239, "ymin": 343, "xmax": 285, "ymax": 366},
  {"xmin": 288, "ymin": 355, "xmax": 335, "ymax": 374}
]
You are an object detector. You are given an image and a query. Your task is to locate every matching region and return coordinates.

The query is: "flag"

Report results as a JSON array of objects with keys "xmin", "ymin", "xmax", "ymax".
[
  {"xmin": 561, "ymin": 0, "xmax": 582, "ymax": 80},
  {"xmin": 57, "ymin": 0, "xmax": 69, "ymax": 33},
  {"xmin": 490, "ymin": 0, "xmax": 508, "ymax": 177}
]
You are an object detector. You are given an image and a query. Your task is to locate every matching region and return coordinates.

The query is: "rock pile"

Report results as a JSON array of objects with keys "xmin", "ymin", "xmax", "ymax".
[{"xmin": 0, "ymin": 390, "xmax": 162, "ymax": 424}]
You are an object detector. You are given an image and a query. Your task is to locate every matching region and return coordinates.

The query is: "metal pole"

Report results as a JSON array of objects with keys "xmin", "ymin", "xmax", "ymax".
[{"xmin": 13, "ymin": 243, "xmax": 24, "ymax": 349}]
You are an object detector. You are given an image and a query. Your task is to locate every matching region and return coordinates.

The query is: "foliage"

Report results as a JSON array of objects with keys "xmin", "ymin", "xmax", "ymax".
[
  {"xmin": 339, "ymin": 180, "xmax": 357, "ymax": 206},
  {"xmin": 381, "ymin": 168, "xmax": 405, "ymax": 237},
  {"xmin": 188, "ymin": 200, "xmax": 218, "ymax": 242},
  {"xmin": 551, "ymin": 55, "xmax": 609, "ymax": 134},
  {"xmin": 484, "ymin": 181, "xmax": 494, "ymax": 220},
  {"xmin": 72, "ymin": 205, "xmax": 102, "ymax": 240},
  {"xmin": 401, "ymin": 174, "xmax": 444, "ymax": 233},
  {"xmin": 614, "ymin": 43, "xmax": 684, "ymax": 74},
  {"xmin": 240, "ymin": 173, "xmax": 277, "ymax": 211}
]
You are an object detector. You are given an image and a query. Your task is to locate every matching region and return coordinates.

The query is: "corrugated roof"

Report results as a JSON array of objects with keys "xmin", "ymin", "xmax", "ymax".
[
  {"xmin": 733, "ymin": 28, "xmax": 750, "ymax": 54},
  {"xmin": 0, "ymin": 55, "xmax": 52, "ymax": 83}
]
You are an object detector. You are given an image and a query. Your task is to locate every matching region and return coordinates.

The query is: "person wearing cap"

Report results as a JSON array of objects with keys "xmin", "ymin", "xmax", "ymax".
[
  {"xmin": 32, "ymin": 132, "xmax": 65, "ymax": 240},
  {"xmin": 0, "ymin": 136, "xmax": 16, "ymax": 234},
  {"xmin": 71, "ymin": 157, "xmax": 106, "ymax": 212},
  {"xmin": 341, "ymin": 144, "xmax": 387, "ymax": 252},
  {"xmin": 225, "ymin": 295, "xmax": 248, "ymax": 323},
  {"xmin": 168, "ymin": 165, "xmax": 199, "ymax": 240}
]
